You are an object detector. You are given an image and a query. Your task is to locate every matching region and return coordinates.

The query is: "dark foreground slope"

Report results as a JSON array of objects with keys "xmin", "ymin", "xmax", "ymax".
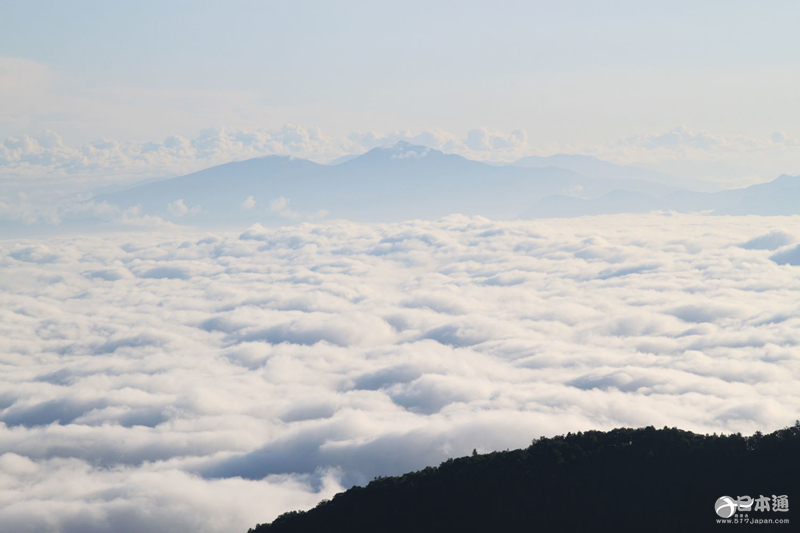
[{"xmin": 249, "ymin": 424, "xmax": 799, "ymax": 533}]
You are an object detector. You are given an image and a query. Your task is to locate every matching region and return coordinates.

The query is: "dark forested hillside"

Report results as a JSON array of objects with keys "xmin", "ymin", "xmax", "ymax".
[{"xmin": 248, "ymin": 424, "xmax": 799, "ymax": 533}]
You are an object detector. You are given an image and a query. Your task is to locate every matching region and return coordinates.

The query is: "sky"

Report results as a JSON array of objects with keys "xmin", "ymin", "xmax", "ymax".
[{"xmin": 2, "ymin": 1, "xmax": 800, "ymax": 182}]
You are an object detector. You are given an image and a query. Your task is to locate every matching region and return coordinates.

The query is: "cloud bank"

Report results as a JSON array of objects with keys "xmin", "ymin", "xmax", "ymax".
[{"xmin": 2, "ymin": 214, "xmax": 800, "ymax": 531}]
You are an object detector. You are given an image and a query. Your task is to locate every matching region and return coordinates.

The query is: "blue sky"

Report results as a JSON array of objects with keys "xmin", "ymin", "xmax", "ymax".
[{"xmin": 2, "ymin": 1, "xmax": 800, "ymax": 179}]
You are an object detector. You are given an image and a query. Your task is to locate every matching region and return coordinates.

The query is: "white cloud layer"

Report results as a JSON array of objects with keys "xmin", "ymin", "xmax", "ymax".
[
  {"xmin": 2, "ymin": 214, "xmax": 800, "ymax": 531},
  {"xmin": 0, "ymin": 126, "xmax": 340, "ymax": 182},
  {"xmin": 167, "ymin": 199, "xmax": 201, "ymax": 217},
  {"xmin": 602, "ymin": 126, "xmax": 800, "ymax": 185},
  {"xmin": 240, "ymin": 196, "xmax": 256, "ymax": 211}
]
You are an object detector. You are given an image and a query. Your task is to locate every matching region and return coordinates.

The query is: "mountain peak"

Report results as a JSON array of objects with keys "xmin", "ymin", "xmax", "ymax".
[
  {"xmin": 350, "ymin": 141, "xmax": 439, "ymax": 161},
  {"xmin": 770, "ymin": 174, "xmax": 800, "ymax": 187},
  {"xmin": 381, "ymin": 141, "xmax": 433, "ymax": 160}
]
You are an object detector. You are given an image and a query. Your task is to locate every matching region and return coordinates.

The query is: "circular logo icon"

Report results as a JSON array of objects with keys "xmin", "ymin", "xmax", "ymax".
[{"xmin": 715, "ymin": 496, "xmax": 737, "ymax": 518}]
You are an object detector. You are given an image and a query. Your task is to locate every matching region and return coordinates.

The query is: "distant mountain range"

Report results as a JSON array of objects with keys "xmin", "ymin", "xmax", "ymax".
[
  {"xmin": 512, "ymin": 153, "xmax": 718, "ymax": 193},
  {"xmin": 93, "ymin": 142, "xmax": 800, "ymax": 224},
  {"xmin": 520, "ymin": 174, "xmax": 800, "ymax": 219}
]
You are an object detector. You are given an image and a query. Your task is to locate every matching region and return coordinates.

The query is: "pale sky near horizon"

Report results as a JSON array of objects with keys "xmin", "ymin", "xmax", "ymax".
[{"xmin": 2, "ymin": 1, "xmax": 800, "ymax": 180}]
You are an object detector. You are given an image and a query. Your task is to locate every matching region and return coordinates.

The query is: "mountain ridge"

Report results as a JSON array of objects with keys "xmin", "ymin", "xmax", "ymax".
[
  {"xmin": 92, "ymin": 143, "xmax": 684, "ymax": 224},
  {"xmin": 520, "ymin": 173, "xmax": 800, "ymax": 219},
  {"xmin": 248, "ymin": 423, "xmax": 800, "ymax": 533},
  {"xmin": 90, "ymin": 142, "xmax": 800, "ymax": 224},
  {"xmin": 512, "ymin": 153, "xmax": 713, "ymax": 192}
]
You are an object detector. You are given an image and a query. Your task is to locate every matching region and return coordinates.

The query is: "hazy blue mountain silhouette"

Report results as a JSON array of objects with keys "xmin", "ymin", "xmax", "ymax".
[
  {"xmin": 94, "ymin": 143, "xmax": 800, "ymax": 223},
  {"xmin": 710, "ymin": 174, "xmax": 800, "ymax": 215},
  {"xmin": 521, "ymin": 174, "xmax": 800, "ymax": 219},
  {"xmin": 513, "ymin": 154, "xmax": 715, "ymax": 192},
  {"xmin": 520, "ymin": 190, "xmax": 660, "ymax": 218},
  {"xmin": 97, "ymin": 156, "xmax": 328, "ymax": 219},
  {"xmin": 95, "ymin": 142, "xmax": 676, "ymax": 223}
]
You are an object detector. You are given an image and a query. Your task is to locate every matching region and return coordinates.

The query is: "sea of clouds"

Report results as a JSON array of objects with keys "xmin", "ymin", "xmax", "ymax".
[{"xmin": 2, "ymin": 213, "xmax": 800, "ymax": 532}]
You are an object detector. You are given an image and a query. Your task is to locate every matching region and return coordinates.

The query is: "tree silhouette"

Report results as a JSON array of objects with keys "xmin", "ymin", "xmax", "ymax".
[{"xmin": 249, "ymin": 422, "xmax": 800, "ymax": 533}]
